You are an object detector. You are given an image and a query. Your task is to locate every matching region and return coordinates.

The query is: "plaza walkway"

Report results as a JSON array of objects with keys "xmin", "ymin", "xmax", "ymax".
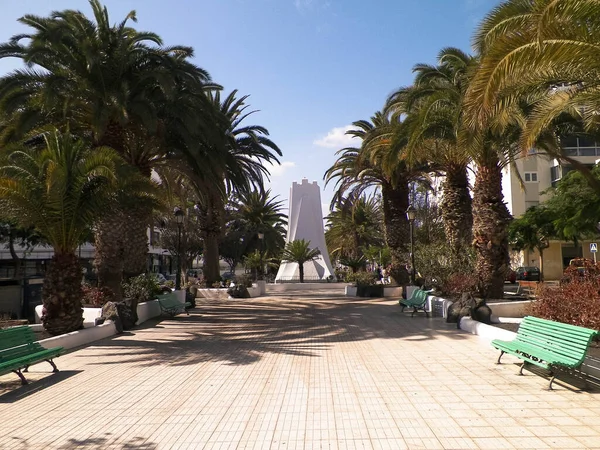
[{"xmin": 1, "ymin": 292, "xmax": 599, "ymax": 449}]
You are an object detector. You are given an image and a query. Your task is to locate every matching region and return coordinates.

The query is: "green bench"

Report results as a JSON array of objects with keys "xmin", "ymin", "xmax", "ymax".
[
  {"xmin": 492, "ymin": 316, "xmax": 599, "ymax": 389},
  {"xmin": 157, "ymin": 293, "xmax": 191, "ymax": 318},
  {"xmin": 0, "ymin": 326, "xmax": 63, "ymax": 385},
  {"xmin": 399, "ymin": 288, "xmax": 432, "ymax": 317}
]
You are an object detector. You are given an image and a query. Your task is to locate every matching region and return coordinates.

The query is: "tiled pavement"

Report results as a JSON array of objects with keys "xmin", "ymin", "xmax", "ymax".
[{"xmin": 1, "ymin": 291, "xmax": 600, "ymax": 450}]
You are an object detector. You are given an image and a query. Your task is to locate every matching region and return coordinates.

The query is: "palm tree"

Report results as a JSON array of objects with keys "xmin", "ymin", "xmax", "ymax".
[
  {"xmin": 325, "ymin": 193, "xmax": 384, "ymax": 261},
  {"xmin": 386, "ymin": 48, "xmax": 475, "ymax": 257},
  {"xmin": 280, "ymin": 239, "xmax": 321, "ymax": 283},
  {"xmin": 0, "ymin": 131, "xmax": 117, "ymax": 335},
  {"xmin": 465, "ymin": 0, "xmax": 600, "ymax": 188},
  {"xmin": 230, "ymin": 189, "xmax": 287, "ymax": 256},
  {"xmin": 0, "ymin": 0, "xmax": 216, "ymax": 287},
  {"xmin": 195, "ymin": 91, "xmax": 282, "ymax": 285},
  {"xmin": 325, "ymin": 113, "xmax": 428, "ymax": 285}
]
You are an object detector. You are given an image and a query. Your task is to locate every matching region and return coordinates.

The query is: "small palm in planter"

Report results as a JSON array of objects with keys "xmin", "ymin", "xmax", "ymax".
[{"xmin": 280, "ymin": 239, "xmax": 321, "ymax": 283}]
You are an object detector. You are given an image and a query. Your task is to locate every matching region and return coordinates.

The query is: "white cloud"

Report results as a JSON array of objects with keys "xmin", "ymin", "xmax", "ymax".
[
  {"xmin": 313, "ymin": 125, "xmax": 359, "ymax": 149},
  {"xmin": 294, "ymin": 0, "xmax": 331, "ymax": 13},
  {"xmin": 265, "ymin": 161, "xmax": 296, "ymax": 178}
]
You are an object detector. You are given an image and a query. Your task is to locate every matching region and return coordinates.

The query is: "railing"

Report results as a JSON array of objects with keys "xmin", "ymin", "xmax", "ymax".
[{"xmin": 275, "ymin": 276, "xmax": 337, "ymax": 283}]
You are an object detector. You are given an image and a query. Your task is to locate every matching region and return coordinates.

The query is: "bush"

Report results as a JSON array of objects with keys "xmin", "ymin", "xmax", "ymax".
[
  {"xmin": 122, "ymin": 274, "xmax": 162, "ymax": 304},
  {"xmin": 528, "ymin": 279, "xmax": 600, "ymax": 331},
  {"xmin": 346, "ymin": 271, "xmax": 378, "ymax": 287},
  {"xmin": 441, "ymin": 272, "xmax": 478, "ymax": 298},
  {"xmin": 81, "ymin": 284, "xmax": 115, "ymax": 307},
  {"xmin": 414, "ymin": 241, "xmax": 475, "ymax": 290},
  {"xmin": 236, "ymin": 274, "xmax": 253, "ymax": 288}
]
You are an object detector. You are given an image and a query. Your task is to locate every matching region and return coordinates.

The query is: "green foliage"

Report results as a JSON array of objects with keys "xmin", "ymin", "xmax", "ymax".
[
  {"xmin": 122, "ymin": 274, "xmax": 162, "ymax": 305},
  {"xmin": 542, "ymin": 166, "xmax": 600, "ymax": 243},
  {"xmin": 0, "ymin": 130, "xmax": 118, "ymax": 254},
  {"xmin": 281, "ymin": 239, "xmax": 321, "ymax": 265},
  {"xmin": 325, "ymin": 194, "xmax": 384, "ymax": 260},
  {"xmin": 509, "ymin": 206, "xmax": 556, "ymax": 252},
  {"xmin": 413, "ymin": 241, "xmax": 475, "ymax": 291},
  {"xmin": 346, "ymin": 271, "xmax": 379, "ymax": 287},
  {"xmin": 236, "ymin": 274, "xmax": 254, "ymax": 288}
]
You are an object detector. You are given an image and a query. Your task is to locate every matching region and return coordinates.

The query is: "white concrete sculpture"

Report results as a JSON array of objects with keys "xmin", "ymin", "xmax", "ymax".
[{"xmin": 276, "ymin": 178, "xmax": 336, "ymax": 282}]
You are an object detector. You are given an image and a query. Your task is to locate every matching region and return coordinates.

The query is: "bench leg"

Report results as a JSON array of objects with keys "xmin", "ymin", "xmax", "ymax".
[
  {"xmin": 400, "ymin": 305, "xmax": 405, "ymax": 312},
  {"xmin": 548, "ymin": 373, "xmax": 556, "ymax": 390},
  {"xmin": 47, "ymin": 359, "xmax": 59, "ymax": 373},
  {"xmin": 23, "ymin": 365, "xmax": 29, "ymax": 373},
  {"xmin": 12, "ymin": 370, "xmax": 28, "ymax": 385},
  {"xmin": 496, "ymin": 351, "xmax": 505, "ymax": 364},
  {"xmin": 424, "ymin": 307, "xmax": 429, "ymax": 318},
  {"xmin": 519, "ymin": 361, "xmax": 527, "ymax": 375}
]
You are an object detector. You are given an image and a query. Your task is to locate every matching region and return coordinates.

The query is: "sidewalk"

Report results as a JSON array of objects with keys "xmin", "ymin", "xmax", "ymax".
[{"xmin": 1, "ymin": 294, "xmax": 599, "ymax": 449}]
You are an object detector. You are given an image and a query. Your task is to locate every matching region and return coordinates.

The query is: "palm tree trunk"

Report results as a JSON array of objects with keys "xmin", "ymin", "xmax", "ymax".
[
  {"xmin": 94, "ymin": 211, "xmax": 125, "ymax": 302},
  {"xmin": 442, "ymin": 163, "xmax": 473, "ymax": 256},
  {"xmin": 299, "ymin": 263, "xmax": 304, "ymax": 283},
  {"xmin": 202, "ymin": 188, "xmax": 225, "ymax": 285},
  {"xmin": 472, "ymin": 161, "xmax": 511, "ymax": 298},
  {"xmin": 122, "ymin": 205, "xmax": 151, "ymax": 279},
  {"xmin": 42, "ymin": 252, "xmax": 84, "ymax": 336},
  {"xmin": 381, "ymin": 181, "xmax": 410, "ymax": 285}
]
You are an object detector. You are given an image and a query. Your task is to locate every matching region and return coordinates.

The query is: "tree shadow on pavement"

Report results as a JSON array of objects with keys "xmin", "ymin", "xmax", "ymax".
[{"xmin": 77, "ymin": 297, "xmax": 469, "ymax": 368}]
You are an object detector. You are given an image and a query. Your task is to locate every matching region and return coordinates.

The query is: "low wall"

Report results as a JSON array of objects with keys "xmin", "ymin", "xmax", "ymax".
[
  {"xmin": 38, "ymin": 321, "xmax": 118, "ymax": 351},
  {"xmin": 198, "ymin": 286, "xmax": 262, "ymax": 299},
  {"xmin": 137, "ymin": 300, "xmax": 161, "ymax": 324},
  {"xmin": 488, "ymin": 300, "xmax": 530, "ymax": 318},
  {"xmin": 345, "ymin": 286, "xmax": 403, "ymax": 297},
  {"xmin": 267, "ymin": 282, "xmax": 348, "ymax": 293},
  {"xmin": 35, "ymin": 306, "xmax": 101, "ymax": 328}
]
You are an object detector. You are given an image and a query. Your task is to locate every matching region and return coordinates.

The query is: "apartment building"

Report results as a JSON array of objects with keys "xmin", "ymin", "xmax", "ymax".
[{"xmin": 502, "ymin": 136, "xmax": 600, "ymax": 280}]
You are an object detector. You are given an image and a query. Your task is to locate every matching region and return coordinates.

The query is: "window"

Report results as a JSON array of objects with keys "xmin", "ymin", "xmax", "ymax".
[{"xmin": 524, "ymin": 172, "xmax": 538, "ymax": 183}]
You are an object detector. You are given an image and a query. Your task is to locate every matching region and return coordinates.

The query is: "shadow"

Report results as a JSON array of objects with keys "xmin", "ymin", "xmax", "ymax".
[
  {"xmin": 55, "ymin": 435, "xmax": 157, "ymax": 449},
  {"xmin": 75, "ymin": 296, "xmax": 470, "ymax": 368},
  {"xmin": 0, "ymin": 370, "xmax": 82, "ymax": 403}
]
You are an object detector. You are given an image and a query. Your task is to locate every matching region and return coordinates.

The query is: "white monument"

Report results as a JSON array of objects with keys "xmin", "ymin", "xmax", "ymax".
[{"xmin": 276, "ymin": 178, "xmax": 336, "ymax": 282}]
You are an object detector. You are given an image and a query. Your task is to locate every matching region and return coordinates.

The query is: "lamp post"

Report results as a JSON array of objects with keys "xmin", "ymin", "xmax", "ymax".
[
  {"xmin": 174, "ymin": 207, "xmax": 184, "ymax": 290},
  {"xmin": 257, "ymin": 232, "xmax": 264, "ymax": 280},
  {"xmin": 406, "ymin": 204, "xmax": 417, "ymax": 285}
]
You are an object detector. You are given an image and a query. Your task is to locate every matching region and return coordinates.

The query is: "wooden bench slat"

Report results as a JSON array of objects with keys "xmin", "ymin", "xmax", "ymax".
[
  {"xmin": 491, "ymin": 316, "xmax": 599, "ymax": 388},
  {"xmin": 0, "ymin": 326, "xmax": 63, "ymax": 385}
]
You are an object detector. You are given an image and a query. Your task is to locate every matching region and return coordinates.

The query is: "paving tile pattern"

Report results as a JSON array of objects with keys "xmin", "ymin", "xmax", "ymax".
[{"xmin": 1, "ymin": 292, "xmax": 600, "ymax": 449}]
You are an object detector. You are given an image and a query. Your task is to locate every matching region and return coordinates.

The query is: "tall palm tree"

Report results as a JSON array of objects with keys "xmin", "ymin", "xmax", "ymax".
[
  {"xmin": 465, "ymin": 0, "xmax": 600, "ymax": 187},
  {"xmin": 280, "ymin": 239, "xmax": 321, "ymax": 283},
  {"xmin": 195, "ymin": 91, "xmax": 282, "ymax": 285},
  {"xmin": 0, "ymin": 0, "xmax": 216, "ymax": 288},
  {"xmin": 387, "ymin": 48, "xmax": 475, "ymax": 257},
  {"xmin": 326, "ymin": 112, "xmax": 429, "ymax": 285},
  {"xmin": 0, "ymin": 131, "xmax": 117, "ymax": 335}
]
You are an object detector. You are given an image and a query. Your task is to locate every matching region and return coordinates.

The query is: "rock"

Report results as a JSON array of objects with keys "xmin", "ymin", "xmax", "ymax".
[
  {"xmin": 100, "ymin": 301, "xmax": 137, "ymax": 332},
  {"xmin": 227, "ymin": 284, "xmax": 250, "ymax": 298},
  {"xmin": 472, "ymin": 302, "xmax": 493, "ymax": 324}
]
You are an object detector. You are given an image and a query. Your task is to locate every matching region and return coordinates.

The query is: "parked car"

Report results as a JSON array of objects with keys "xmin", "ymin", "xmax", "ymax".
[
  {"xmin": 515, "ymin": 266, "xmax": 541, "ymax": 281},
  {"xmin": 505, "ymin": 269, "xmax": 517, "ymax": 284},
  {"xmin": 221, "ymin": 271, "xmax": 236, "ymax": 281}
]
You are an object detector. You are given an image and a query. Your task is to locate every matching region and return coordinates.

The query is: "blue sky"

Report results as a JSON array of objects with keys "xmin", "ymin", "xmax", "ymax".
[{"xmin": 0, "ymin": 0, "xmax": 499, "ymax": 212}]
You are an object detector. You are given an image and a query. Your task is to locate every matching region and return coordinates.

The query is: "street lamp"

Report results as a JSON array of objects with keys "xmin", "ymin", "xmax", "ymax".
[
  {"xmin": 174, "ymin": 207, "xmax": 184, "ymax": 290},
  {"xmin": 257, "ymin": 232, "xmax": 265, "ymax": 280},
  {"xmin": 406, "ymin": 204, "xmax": 417, "ymax": 285}
]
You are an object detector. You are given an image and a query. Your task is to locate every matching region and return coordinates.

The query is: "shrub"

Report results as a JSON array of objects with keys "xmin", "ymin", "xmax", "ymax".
[
  {"xmin": 441, "ymin": 272, "xmax": 478, "ymax": 298},
  {"xmin": 414, "ymin": 241, "xmax": 475, "ymax": 290},
  {"xmin": 81, "ymin": 284, "xmax": 115, "ymax": 307},
  {"xmin": 236, "ymin": 274, "xmax": 253, "ymax": 288},
  {"xmin": 346, "ymin": 271, "xmax": 378, "ymax": 287},
  {"xmin": 528, "ymin": 279, "xmax": 600, "ymax": 331},
  {"xmin": 122, "ymin": 274, "xmax": 162, "ymax": 304}
]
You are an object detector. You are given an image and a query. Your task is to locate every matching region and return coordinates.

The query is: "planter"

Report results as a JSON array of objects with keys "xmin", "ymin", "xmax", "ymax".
[{"xmin": 356, "ymin": 285, "xmax": 384, "ymax": 297}]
